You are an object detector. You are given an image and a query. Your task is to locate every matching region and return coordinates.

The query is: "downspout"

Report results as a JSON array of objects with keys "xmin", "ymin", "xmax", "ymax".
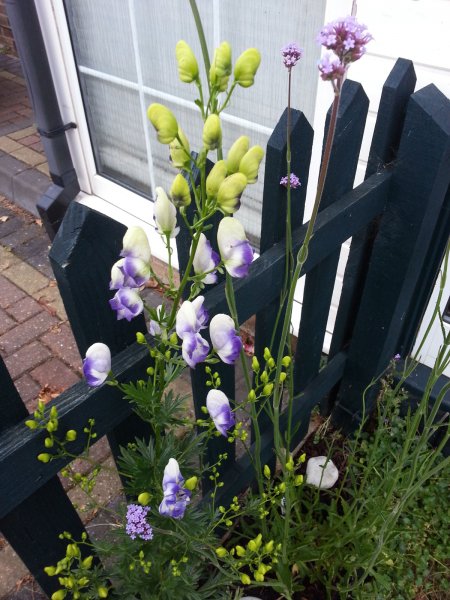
[{"xmin": 5, "ymin": 0, "xmax": 79, "ymax": 240}]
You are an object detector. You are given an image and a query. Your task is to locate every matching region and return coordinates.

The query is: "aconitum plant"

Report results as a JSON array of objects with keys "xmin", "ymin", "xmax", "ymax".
[{"xmin": 35, "ymin": 7, "xmax": 374, "ymax": 600}]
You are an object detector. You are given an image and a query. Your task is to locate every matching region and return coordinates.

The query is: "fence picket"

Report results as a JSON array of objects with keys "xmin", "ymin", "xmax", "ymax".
[
  {"xmin": 293, "ymin": 81, "xmax": 369, "ymax": 393},
  {"xmin": 333, "ymin": 84, "xmax": 450, "ymax": 430},
  {"xmin": 328, "ymin": 59, "xmax": 417, "ymax": 371}
]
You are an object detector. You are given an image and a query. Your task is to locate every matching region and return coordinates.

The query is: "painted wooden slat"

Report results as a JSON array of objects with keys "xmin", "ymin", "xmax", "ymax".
[
  {"xmin": 329, "ymin": 59, "xmax": 417, "ymax": 367},
  {"xmin": 294, "ymin": 81, "xmax": 369, "ymax": 393},
  {"xmin": 333, "ymin": 84, "xmax": 450, "ymax": 431}
]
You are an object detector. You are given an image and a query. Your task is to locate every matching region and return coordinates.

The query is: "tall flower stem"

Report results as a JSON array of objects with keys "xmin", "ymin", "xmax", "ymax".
[{"xmin": 188, "ymin": 0, "xmax": 211, "ymax": 94}]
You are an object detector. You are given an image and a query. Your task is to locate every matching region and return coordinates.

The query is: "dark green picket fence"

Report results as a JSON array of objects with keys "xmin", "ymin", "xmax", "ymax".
[{"xmin": 1, "ymin": 59, "xmax": 450, "ymax": 596}]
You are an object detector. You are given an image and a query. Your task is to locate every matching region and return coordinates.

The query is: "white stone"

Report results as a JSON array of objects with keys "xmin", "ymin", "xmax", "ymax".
[{"xmin": 305, "ymin": 456, "xmax": 339, "ymax": 489}]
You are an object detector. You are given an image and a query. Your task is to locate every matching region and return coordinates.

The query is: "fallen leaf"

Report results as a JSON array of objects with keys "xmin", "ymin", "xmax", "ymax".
[
  {"xmin": 34, "ymin": 218, "xmax": 43, "ymax": 227},
  {"xmin": 38, "ymin": 384, "xmax": 63, "ymax": 404}
]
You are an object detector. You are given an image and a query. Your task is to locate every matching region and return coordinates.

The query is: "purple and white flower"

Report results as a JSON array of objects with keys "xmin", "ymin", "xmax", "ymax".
[
  {"xmin": 154, "ymin": 187, "xmax": 179, "ymax": 238},
  {"xmin": 281, "ymin": 42, "xmax": 303, "ymax": 69},
  {"xmin": 192, "ymin": 234, "xmax": 220, "ymax": 284},
  {"xmin": 109, "ymin": 287, "xmax": 144, "ymax": 321},
  {"xmin": 217, "ymin": 217, "xmax": 253, "ymax": 278},
  {"xmin": 125, "ymin": 504, "xmax": 154, "ymax": 541},
  {"xmin": 210, "ymin": 314, "xmax": 242, "ymax": 365},
  {"xmin": 317, "ymin": 16, "xmax": 372, "ymax": 65},
  {"xmin": 175, "ymin": 296, "xmax": 209, "ymax": 339},
  {"xmin": 182, "ymin": 332, "xmax": 210, "ymax": 369},
  {"xmin": 149, "ymin": 304, "xmax": 164, "ymax": 336},
  {"xmin": 110, "ymin": 256, "xmax": 151, "ymax": 290},
  {"xmin": 121, "ymin": 226, "xmax": 151, "ymax": 263},
  {"xmin": 206, "ymin": 389, "xmax": 235, "ymax": 436},
  {"xmin": 82, "ymin": 342, "xmax": 111, "ymax": 387},
  {"xmin": 280, "ymin": 173, "xmax": 301, "ymax": 189},
  {"xmin": 159, "ymin": 458, "xmax": 191, "ymax": 519},
  {"xmin": 318, "ymin": 53, "xmax": 346, "ymax": 82}
]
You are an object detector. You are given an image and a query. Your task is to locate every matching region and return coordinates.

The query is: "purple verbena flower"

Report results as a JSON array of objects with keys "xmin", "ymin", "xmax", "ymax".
[
  {"xmin": 82, "ymin": 343, "xmax": 111, "ymax": 387},
  {"xmin": 318, "ymin": 53, "xmax": 346, "ymax": 82},
  {"xmin": 126, "ymin": 504, "xmax": 154, "ymax": 541},
  {"xmin": 281, "ymin": 42, "xmax": 304, "ymax": 69},
  {"xmin": 280, "ymin": 173, "xmax": 301, "ymax": 189},
  {"xmin": 317, "ymin": 16, "xmax": 372, "ymax": 65},
  {"xmin": 159, "ymin": 458, "xmax": 191, "ymax": 519},
  {"xmin": 210, "ymin": 314, "xmax": 242, "ymax": 365},
  {"xmin": 109, "ymin": 287, "xmax": 144, "ymax": 321},
  {"xmin": 206, "ymin": 389, "xmax": 235, "ymax": 437},
  {"xmin": 182, "ymin": 331, "xmax": 210, "ymax": 369},
  {"xmin": 217, "ymin": 217, "xmax": 253, "ymax": 279},
  {"xmin": 110, "ymin": 256, "xmax": 151, "ymax": 290}
]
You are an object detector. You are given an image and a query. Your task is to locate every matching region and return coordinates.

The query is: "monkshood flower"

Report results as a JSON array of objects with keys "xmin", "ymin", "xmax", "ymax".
[
  {"xmin": 210, "ymin": 314, "xmax": 242, "ymax": 365},
  {"xmin": 192, "ymin": 234, "xmax": 219, "ymax": 284},
  {"xmin": 239, "ymin": 145, "xmax": 264, "ymax": 184},
  {"xmin": 147, "ymin": 103, "xmax": 178, "ymax": 144},
  {"xmin": 318, "ymin": 53, "xmax": 346, "ymax": 82},
  {"xmin": 206, "ymin": 389, "xmax": 235, "ymax": 436},
  {"xmin": 175, "ymin": 40, "xmax": 199, "ymax": 83},
  {"xmin": 121, "ymin": 226, "xmax": 151, "ymax": 263},
  {"xmin": 149, "ymin": 304, "xmax": 164, "ymax": 336},
  {"xmin": 217, "ymin": 173, "xmax": 247, "ymax": 214},
  {"xmin": 203, "ymin": 114, "xmax": 222, "ymax": 151},
  {"xmin": 234, "ymin": 48, "xmax": 261, "ymax": 88},
  {"xmin": 226, "ymin": 136, "xmax": 249, "ymax": 174},
  {"xmin": 317, "ymin": 16, "xmax": 372, "ymax": 65},
  {"xmin": 280, "ymin": 173, "xmax": 301, "ymax": 189},
  {"xmin": 169, "ymin": 128, "xmax": 191, "ymax": 170},
  {"xmin": 210, "ymin": 41, "xmax": 232, "ymax": 92},
  {"xmin": 125, "ymin": 504, "xmax": 154, "ymax": 541},
  {"xmin": 83, "ymin": 343, "xmax": 111, "ymax": 387},
  {"xmin": 281, "ymin": 42, "xmax": 303, "ymax": 69},
  {"xmin": 182, "ymin": 332, "xmax": 210, "ymax": 368},
  {"xmin": 109, "ymin": 287, "xmax": 144, "ymax": 321},
  {"xmin": 176, "ymin": 296, "xmax": 209, "ymax": 339},
  {"xmin": 159, "ymin": 458, "xmax": 191, "ymax": 519},
  {"xmin": 170, "ymin": 173, "xmax": 191, "ymax": 208},
  {"xmin": 154, "ymin": 187, "xmax": 179, "ymax": 238},
  {"xmin": 206, "ymin": 160, "xmax": 228, "ymax": 200},
  {"xmin": 217, "ymin": 217, "xmax": 253, "ymax": 278},
  {"xmin": 110, "ymin": 257, "xmax": 151, "ymax": 290},
  {"xmin": 306, "ymin": 456, "xmax": 339, "ymax": 489}
]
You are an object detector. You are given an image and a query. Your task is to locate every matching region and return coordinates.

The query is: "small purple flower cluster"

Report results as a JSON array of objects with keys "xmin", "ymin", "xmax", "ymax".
[
  {"xmin": 125, "ymin": 504, "xmax": 154, "ymax": 541},
  {"xmin": 317, "ymin": 15, "xmax": 372, "ymax": 83},
  {"xmin": 281, "ymin": 42, "xmax": 303, "ymax": 69},
  {"xmin": 280, "ymin": 173, "xmax": 301, "ymax": 189}
]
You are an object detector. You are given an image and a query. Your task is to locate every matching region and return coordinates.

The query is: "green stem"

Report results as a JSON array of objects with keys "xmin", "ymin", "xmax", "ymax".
[{"xmin": 188, "ymin": 0, "xmax": 211, "ymax": 94}]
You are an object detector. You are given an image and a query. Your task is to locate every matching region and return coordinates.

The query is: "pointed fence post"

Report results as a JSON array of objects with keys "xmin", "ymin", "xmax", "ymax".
[
  {"xmin": 294, "ymin": 81, "xmax": 368, "ymax": 393},
  {"xmin": 333, "ymin": 84, "xmax": 450, "ymax": 430}
]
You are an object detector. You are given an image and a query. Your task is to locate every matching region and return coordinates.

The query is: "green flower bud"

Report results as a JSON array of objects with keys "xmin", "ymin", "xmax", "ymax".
[
  {"xmin": 298, "ymin": 452, "xmax": 306, "ymax": 463},
  {"xmin": 185, "ymin": 476, "xmax": 198, "ymax": 491},
  {"xmin": 44, "ymin": 566, "xmax": 56, "ymax": 576},
  {"xmin": 235, "ymin": 545, "xmax": 246, "ymax": 557},
  {"xmin": 206, "ymin": 160, "xmax": 228, "ymax": 199},
  {"xmin": 98, "ymin": 587, "xmax": 109, "ymax": 598},
  {"xmin": 170, "ymin": 332, "xmax": 178, "ymax": 345},
  {"xmin": 260, "ymin": 371, "xmax": 269, "ymax": 383},
  {"xmin": 278, "ymin": 482, "xmax": 286, "ymax": 493},
  {"xmin": 247, "ymin": 389, "xmax": 256, "ymax": 402},
  {"xmin": 136, "ymin": 332, "xmax": 146, "ymax": 344},
  {"xmin": 37, "ymin": 453, "xmax": 51, "ymax": 463},
  {"xmin": 25, "ymin": 419, "xmax": 38, "ymax": 429},
  {"xmin": 240, "ymin": 573, "xmax": 251, "ymax": 585},
  {"xmin": 286, "ymin": 456, "xmax": 294, "ymax": 471},
  {"xmin": 202, "ymin": 114, "xmax": 222, "ymax": 150},
  {"xmin": 169, "ymin": 128, "xmax": 191, "ymax": 169},
  {"xmin": 82, "ymin": 555, "xmax": 93, "ymax": 569},
  {"xmin": 44, "ymin": 437, "xmax": 54, "ymax": 448},
  {"xmin": 254, "ymin": 572, "xmax": 264, "ymax": 582},
  {"xmin": 264, "ymin": 465, "xmax": 271, "ymax": 479},
  {"xmin": 51, "ymin": 591, "xmax": 66, "ymax": 600},
  {"xmin": 294, "ymin": 474, "xmax": 304, "ymax": 486},
  {"xmin": 239, "ymin": 145, "xmax": 264, "ymax": 184},
  {"xmin": 263, "ymin": 347, "xmax": 272, "ymax": 360},
  {"xmin": 234, "ymin": 48, "xmax": 261, "ymax": 88},
  {"xmin": 170, "ymin": 174, "xmax": 191, "ymax": 208},
  {"xmin": 217, "ymin": 173, "xmax": 247, "ymax": 214},
  {"xmin": 138, "ymin": 492, "xmax": 152, "ymax": 506},
  {"xmin": 264, "ymin": 540, "xmax": 274, "ymax": 553},
  {"xmin": 215, "ymin": 547, "xmax": 227, "ymax": 557},
  {"xmin": 210, "ymin": 42, "xmax": 232, "ymax": 91},
  {"xmin": 175, "ymin": 40, "xmax": 199, "ymax": 83},
  {"xmin": 282, "ymin": 356, "xmax": 291, "ymax": 367},
  {"xmin": 46, "ymin": 420, "xmax": 57, "ymax": 433},
  {"xmin": 226, "ymin": 136, "xmax": 249, "ymax": 174},
  {"xmin": 65, "ymin": 430, "xmax": 77, "ymax": 442},
  {"xmin": 279, "ymin": 372, "xmax": 287, "ymax": 383},
  {"xmin": 147, "ymin": 103, "xmax": 178, "ymax": 144},
  {"xmin": 251, "ymin": 356, "xmax": 260, "ymax": 372}
]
